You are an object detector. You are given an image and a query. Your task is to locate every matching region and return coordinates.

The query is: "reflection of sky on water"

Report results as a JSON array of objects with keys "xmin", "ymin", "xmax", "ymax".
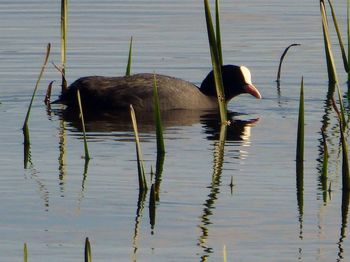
[{"xmin": 0, "ymin": 0, "xmax": 349, "ymax": 261}]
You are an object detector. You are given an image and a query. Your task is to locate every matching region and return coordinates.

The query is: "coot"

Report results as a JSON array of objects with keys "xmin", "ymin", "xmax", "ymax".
[{"xmin": 59, "ymin": 65, "xmax": 261, "ymax": 111}]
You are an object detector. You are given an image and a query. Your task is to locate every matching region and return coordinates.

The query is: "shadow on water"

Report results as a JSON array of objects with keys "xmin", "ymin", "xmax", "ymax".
[
  {"xmin": 314, "ymin": 83, "xmax": 350, "ymax": 261},
  {"xmin": 337, "ymin": 190, "xmax": 350, "ymax": 261},
  {"xmin": 196, "ymin": 116, "xmax": 257, "ymax": 260},
  {"xmin": 296, "ymin": 160, "xmax": 304, "ymax": 241},
  {"xmin": 24, "ymin": 104, "xmax": 91, "ymax": 211},
  {"xmin": 149, "ymin": 183, "xmax": 156, "ymax": 234},
  {"xmin": 23, "ymin": 134, "xmax": 50, "ymax": 211},
  {"xmin": 24, "ymin": 167, "xmax": 50, "ymax": 212},
  {"xmin": 131, "ymin": 154, "xmax": 163, "ymax": 261},
  {"xmin": 316, "ymin": 86, "xmax": 336, "ymax": 203},
  {"xmin": 57, "ymin": 104, "xmax": 92, "ymax": 206},
  {"xmin": 276, "ymin": 80, "xmax": 282, "ymax": 105},
  {"xmin": 58, "ymin": 118, "xmax": 67, "ymax": 195},
  {"xmin": 132, "ymin": 154, "xmax": 164, "ymax": 261},
  {"xmin": 23, "ymin": 138, "xmax": 32, "ymax": 169},
  {"xmin": 132, "ymin": 190, "xmax": 147, "ymax": 262},
  {"xmin": 77, "ymin": 159, "xmax": 90, "ymax": 210}
]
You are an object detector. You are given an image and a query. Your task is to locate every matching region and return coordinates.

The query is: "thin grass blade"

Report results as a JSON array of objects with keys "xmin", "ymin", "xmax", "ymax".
[
  {"xmin": 215, "ymin": 0, "xmax": 223, "ymax": 66},
  {"xmin": 125, "ymin": 36, "xmax": 133, "ymax": 76},
  {"xmin": 223, "ymin": 244, "xmax": 227, "ymax": 262},
  {"xmin": 348, "ymin": 0, "xmax": 350, "ymax": 83},
  {"xmin": 84, "ymin": 237, "xmax": 91, "ymax": 262},
  {"xmin": 23, "ymin": 43, "xmax": 51, "ymax": 129},
  {"xmin": 327, "ymin": 0, "xmax": 349, "ymax": 72},
  {"xmin": 204, "ymin": 0, "xmax": 227, "ymax": 124},
  {"xmin": 153, "ymin": 74, "xmax": 165, "ymax": 154},
  {"xmin": 130, "ymin": 105, "xmax": 148, "ymax": 191},
  {"xmin": 77, "ymin": 89, "xmax": 90, "ymax": 160},
  {"xmin": 276, "ymin": 44, "xmax": 300, "ymax": 82},
  {"xmin": 154, "ymin": 150, "xmax": 165, "ymax": 201},
  {"xmin": 52, "ymin": 62, "xmax": 68, "ymax": 91},
  {"xmin": 23, "ymin": 122, "xmax": 30, "ymax": 147},
  {"xmin": 296, "ymin": 78, "xmax": 304, "ymax": 218},
  {"xmin": 61, "ymin": 0, "xmax": 67, "ymax": 66},
  {"xmin": 44, "ymin": 81, "xmax": 54, "ymax": 105},
  {"xmin": 296, "ymin": 77, "xmax": 304, "ymax": 164},
  {"xmin": 24, "ymin": 243, "xmax": 28, "ymax": 262},
  {"xmin": 320, "ymin": 0, "xmax": 338, "ymax": 84},
  {"xmin": 61, "ymin": 0, "xmax": 68, "ymax": 92}
]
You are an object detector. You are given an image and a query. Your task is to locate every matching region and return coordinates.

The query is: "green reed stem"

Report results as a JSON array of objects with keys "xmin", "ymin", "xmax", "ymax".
[
  {"xmin": 61, "ymin": 0, "xmax": 67, "ymax": 65},
  {"xmin": 23, "ymin": 122, "xmax": 30, "ymax": 147},
  {"xmin": 223, "ymin": 244, "xmax": 227, "ymax": 262},
  {"xmin": 61, "ymin": 0, "xmax": 68, "ymax": 92},
  {"xmin": 154, "ymin": 150, "xmax": 165, "ymax": 201},
  {"xmin": 44, "ymin": 81, "xmax": 54, "ymax": 105},
  {"xmin": 130, "ymin": 105, "xmax": 148, "ymax": 191},
  {"xmin": 296, "ymin": 77, "xmax": 304, "ymax": 164},
  {"xmin": 296, "ymin": 78, "xmax": 304, "ymax": 216},
  {"xmin": 276, "ymin": 44, "xmax": 300, "ymax": 82},
  {"xmin": 125, "ymin": 36, "xmax": 133, "ymax": 76},
  {"xmin": 23, "ymin": 43, "xmax": 51, "ymax": 131},
  {"xmin": 320, "ymin": 0, "xmax": 338, "ymax": 84},
  {"xmin": 327, "ymin": 0, "xmax": 349, "ymax": 73},
  {"xmin": 77, "ymin": 89, "xmax": 90, "ymax": 160},
  {"xmin": 348, "ymin": 0, "xmax": 350, "ymax": 83},
  {"xmin": 23, "ymin": 243, "xmax": 28, "ymax": 262},
  {"xmin": 84, "ymin": 237, "xmax": 91, "ymax": 262},
  {"xmin": 153, "ymin": 74, "xmax": 165, "ymax": 154},
  {"xmin": 204, "ymin": 0, "xmax": 227, "ymax": 124},
  {"xmin": 215, "ymin": 0, "xmax": 223, "ymax": 66}
]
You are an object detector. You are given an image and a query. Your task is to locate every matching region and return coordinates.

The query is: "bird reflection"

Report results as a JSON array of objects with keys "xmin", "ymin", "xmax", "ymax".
[
  {"xmin": 52, "ymin": 106, "xmax": 258, "ymax": 139},
  {"xmin": 53, "ymin": 106, "xmax": 212, "ymax": 133},
  {"xmin": 49, "ymin": 105, "xmax": 259, "ymax": 261},
  {"xmin": 200, "ymin": 112, "xmax": 258, "ymax": 142}
]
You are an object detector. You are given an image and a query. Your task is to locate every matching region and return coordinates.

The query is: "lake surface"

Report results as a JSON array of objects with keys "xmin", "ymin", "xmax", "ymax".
[{"xmin": 1, "ymin": 0, "xmax": 350, "ymax": 261}]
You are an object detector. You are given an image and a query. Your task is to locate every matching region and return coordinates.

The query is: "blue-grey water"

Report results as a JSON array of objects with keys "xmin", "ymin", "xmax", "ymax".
[{"xmin": 1, "ymin": 0, "xmax": 350, "ymax": 261}]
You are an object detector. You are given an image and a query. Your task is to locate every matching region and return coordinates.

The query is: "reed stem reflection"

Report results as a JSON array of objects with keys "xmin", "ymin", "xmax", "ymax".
[{"xmin": 198, "ymin": 123, "xmax": 227, "ymax": 261}]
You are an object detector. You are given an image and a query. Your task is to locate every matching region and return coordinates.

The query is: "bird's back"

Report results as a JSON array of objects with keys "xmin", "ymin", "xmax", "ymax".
[{"xmin": 61, "ymin": 73, "xmax": 217, "ymax": 111}]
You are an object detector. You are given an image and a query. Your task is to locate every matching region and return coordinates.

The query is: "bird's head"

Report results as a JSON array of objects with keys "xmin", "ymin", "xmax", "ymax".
[{"xmin": 200, "ymin": 65, "xmax": 261, "ymax": 102}]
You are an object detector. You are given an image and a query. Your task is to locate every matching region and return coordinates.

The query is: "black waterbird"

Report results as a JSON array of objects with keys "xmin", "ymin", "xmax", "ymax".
[{"xmin": 59, "ymin": 65, "xmax": 261, "ymax": 111}]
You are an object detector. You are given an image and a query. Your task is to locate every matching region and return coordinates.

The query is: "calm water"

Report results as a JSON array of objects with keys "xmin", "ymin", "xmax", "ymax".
[{"xmin": 1, "ymin": 0, "xmax": 350, "ymax": 261}]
